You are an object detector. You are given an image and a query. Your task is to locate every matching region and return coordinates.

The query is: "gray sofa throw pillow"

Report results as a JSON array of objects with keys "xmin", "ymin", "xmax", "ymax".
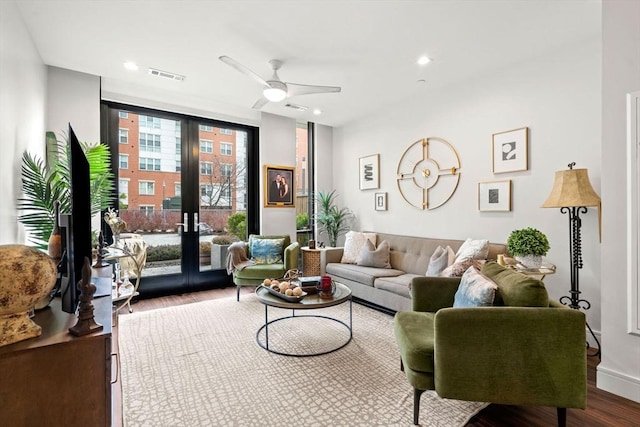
[
  {"xmin": 356, "ymin": 239, "xmax": 391, "ymax": 268},
  {"xmin": 426, "ymin": 245, "xmax": 454, "ymax": 276}
]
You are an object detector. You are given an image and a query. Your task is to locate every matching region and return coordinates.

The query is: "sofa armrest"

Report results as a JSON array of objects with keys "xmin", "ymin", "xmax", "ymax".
[
  {"xmin": 434, "ymin": 306, "xmax": 587, "ymax": 409},
  {"xmin": 410, "ymin": 276, "xmax": 461, "ymax": 312},
  {"xmin": 320, "ymin": 247, "xmax": 344, "ymax": 275},
  {"xmin": 284, "ymin": 241, "xmax": 300, "ymax": 271}
]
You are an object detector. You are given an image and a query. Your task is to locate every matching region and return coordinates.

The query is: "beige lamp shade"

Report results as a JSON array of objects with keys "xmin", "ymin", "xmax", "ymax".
[{"xmin": 542, "ymin": 168, "xmax": 601, "ymax": 208}]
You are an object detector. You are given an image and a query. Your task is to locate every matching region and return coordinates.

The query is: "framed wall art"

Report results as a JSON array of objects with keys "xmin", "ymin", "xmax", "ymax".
[
  {"xmin": 359, "ymin": 154, "xmax": 380, "ymax": 190},
  {"xmin": 478, "ymin": 179, "xmax": 512, "ymax": 212},
  {"xmin": 264, "ymin": 164, "xmax": 295, "ymax": 208},
  {"xmin": 492, "ymin": 127, "xmax": 528, "ymax": 174},
  {"xmin": 375, "ymin": 192, "xmax": 387, "ymax": 211}
]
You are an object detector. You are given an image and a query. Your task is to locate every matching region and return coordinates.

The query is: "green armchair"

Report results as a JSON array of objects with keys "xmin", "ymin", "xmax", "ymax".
[
  {"xmin": 393, "ymin": 262, "xmax": 586, "ymax": 426},
  {"xmin": 232, "ymin": 234, "xmax": 299, "ymax": 301}
]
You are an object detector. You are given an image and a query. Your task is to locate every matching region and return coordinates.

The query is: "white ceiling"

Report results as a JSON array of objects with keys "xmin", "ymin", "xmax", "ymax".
[{"xmin": 16, "ymin": 0, "xmax": 600, "ymax": 127}]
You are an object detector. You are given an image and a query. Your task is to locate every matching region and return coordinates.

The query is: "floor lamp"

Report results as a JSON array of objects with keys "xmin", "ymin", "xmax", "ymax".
[{"xmin": 542, "ymin": 162, "xmax": 601, "ymax": 358}]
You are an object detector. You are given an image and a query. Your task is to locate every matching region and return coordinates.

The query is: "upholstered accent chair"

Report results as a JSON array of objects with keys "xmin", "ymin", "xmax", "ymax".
[
  {"xmin": 232, "ymin": 234, "xmax": 299, "ymax": 301},
  {"xmin": 393, "ymin": 262, "xmax": 587, "ymax": 426}
]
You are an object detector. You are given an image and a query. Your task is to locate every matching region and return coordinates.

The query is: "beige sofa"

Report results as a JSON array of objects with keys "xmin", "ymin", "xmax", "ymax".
[{"xmin": 323, "ymin": 232, "xmax": 506, "ymax": 312}]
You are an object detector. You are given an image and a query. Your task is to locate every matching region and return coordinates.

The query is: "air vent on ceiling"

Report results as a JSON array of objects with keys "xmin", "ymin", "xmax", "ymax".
[
  {"xmin": 285, "ymin": 103, "xmax": 308, "ymax": 112},
  {"xmin": 148, "ymin": 67, "xmax": 186, "ymax": 82}
]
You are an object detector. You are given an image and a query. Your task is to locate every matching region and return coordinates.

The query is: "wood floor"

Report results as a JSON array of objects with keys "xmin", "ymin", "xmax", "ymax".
[{"xmin": 112, "ymin": 286, "xmax": 640, "ymax": 427}]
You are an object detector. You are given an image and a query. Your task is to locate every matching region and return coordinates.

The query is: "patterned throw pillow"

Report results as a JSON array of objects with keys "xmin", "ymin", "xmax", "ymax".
[
  {"xmin": 426, "ymin": 245, "xmax": 455, "ymax": 276},
  {"xmin": 455, "ymin": 238, "xmax": 489, "ymax": 262},
  {"xmin": 356, "ymin": 240, "xmax": 391, "ymax": 268},
  {"xmin": 453, "ymin": 266, "xmax": 498, "ymax": 307},
  {"xmin": 341, "ymin": 231, "xmax": 377, "ymax": 264},
  {"xmin": 250, "ymin": 238, "xmax": 284, "ymax": 265},
  {"xmin": 440, "ymin": 258, "xmax": 481, "ymax": 277}
]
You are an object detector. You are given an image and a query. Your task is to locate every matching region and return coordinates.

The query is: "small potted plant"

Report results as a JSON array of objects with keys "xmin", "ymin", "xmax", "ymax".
[
  {"xmin": 199, "ymin": 241, "xmax": 212, "ymax": 266},
  {"xmin": 506, "ymin": 227, "xmax": 550, "ymax": 268},
  {"xmin": 211, "ymin": 235, "xmax": 236, "ymax": 269}
]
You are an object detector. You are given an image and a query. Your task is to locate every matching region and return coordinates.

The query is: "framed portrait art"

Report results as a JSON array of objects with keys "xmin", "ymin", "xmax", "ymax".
[
  {"xmin": 359, "ymin": 154, "xmax": 380, "ymax": 190},
  {"xmin": 375, "ymin": 192, "xmax": 387, "ymax": 211},
  {"xmin": 492, "ymin": 127, "xmax": 528, "ymax": 174},
  {"xmin": 478, "ymin": 180, "xmax": 512, "ymax": 212},
  {"xmin": 264, "ymin": 165, "xmax": 295, "ymax": 208}
]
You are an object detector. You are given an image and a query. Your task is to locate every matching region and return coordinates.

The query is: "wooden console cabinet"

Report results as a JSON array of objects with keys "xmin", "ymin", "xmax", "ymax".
[{"xmin": 0, "ymin": 296, "xmax": 112, "ymax": 426}]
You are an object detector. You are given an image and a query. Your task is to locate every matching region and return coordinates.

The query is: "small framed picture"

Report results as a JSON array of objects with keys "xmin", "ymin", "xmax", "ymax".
[
  {"xmin": 492, "ymin": 127, "xmax": 528, "ymax": 174},
  {"xmin": 359, "ymin": 154, "xmax": 380, "ymax": 190},
  {"xmin": 478, "ymin": 180, "xmax": 512, "ymax": 212},
  {"xmin": 375, "ymin": 192, "xmax": 387, "ymax": 211},
  {"xmin": 264, "ymin": 164, "xmax": 295, "ymax": 208}
]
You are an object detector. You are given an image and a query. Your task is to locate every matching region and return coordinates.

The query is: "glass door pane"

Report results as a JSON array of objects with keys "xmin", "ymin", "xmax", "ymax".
[
  {"xmin": 197, "ymin": 124, "xmax": 248, "ymax": 272},
  {"xmin": 116, "ymin": 110, "xmax": 184, "ymax": 279}
]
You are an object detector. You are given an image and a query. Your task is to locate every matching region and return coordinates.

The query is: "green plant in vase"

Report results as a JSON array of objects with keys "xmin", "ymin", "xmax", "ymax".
[
  {"xmin": 506, "ymin": 227, "xmax": 550, "ymax": 268},
  {"xmin": 18, "ymin": 131, "xmax": 115, "ymax": 249},
  {"xmin": 315, "ymin": 190, "xmax": 354, "ymax": 247}
]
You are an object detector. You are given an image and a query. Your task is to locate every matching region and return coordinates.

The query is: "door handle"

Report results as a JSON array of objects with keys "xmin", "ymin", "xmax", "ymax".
[{"xmin": 176, "ymin": 213, "xmax": 189, "ymax": 233}]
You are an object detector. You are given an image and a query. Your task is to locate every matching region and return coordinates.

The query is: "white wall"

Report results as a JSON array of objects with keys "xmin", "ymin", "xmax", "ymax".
[
  {"xmin": 314, "ymin": 123, "xmax": 334, "ymax": 245},
  {"xmin": 598, "ymin": 0, "xmax": 640, "ymax": 403},
  {"xmin": 259, "ymin": 112, "xmax": 297, "ymax": 240},
  {"xmin": 0, "ymin": 1, "xmax": 47, "ymax": 245},
  {"xmin": 333, "ymin": 39, "xmax": 602, "ymax": 329},
  {"xmin": 47, "ymin": 67, "xmax": 100, "ymax": 144}
]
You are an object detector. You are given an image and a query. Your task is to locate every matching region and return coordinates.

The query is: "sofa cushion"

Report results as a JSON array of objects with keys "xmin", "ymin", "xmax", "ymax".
[
  {"xmin": 394, "ymin": 311, "xmax": 436, "ymax": 373},
  {"xmin": 426, "ymin": 245, "xmax": 455, "ymax": 276},
  {"xmin": 455, "ymin": 238, "xmax": 489, "ymax": 262},
  {"xmin": 482, "ymin": 261, "xmax": 549, "ymax": 307},
  {"xmin": 249, "ymin": 237, "xmax": 284, "ymax": 264},
  {"xmin": 357, "ymin": 239, "xmax": 391, "ymax": 268},
  {"xmin": 341, "ymin": 231, "xmax": 377, "ymax": 264},
  {"xmin": 234, "ymin": 263, "xmax": 286, "ymax": 280},
  {"xmin": 374, "ymin": 273, "xmax": 421, "ymax": 298},
  {"xmin": 326, "ymin": 262, "xmax": 404, "ymax": 287},
  {"xmin": 453, "ymin": 266, "xmax": 498, "ymax": 307}
]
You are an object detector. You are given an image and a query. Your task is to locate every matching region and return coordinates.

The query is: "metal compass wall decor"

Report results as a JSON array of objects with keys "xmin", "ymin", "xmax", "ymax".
[{"xmin": 396, "ymin": 137, "xmax": 461, "ymax": 210}]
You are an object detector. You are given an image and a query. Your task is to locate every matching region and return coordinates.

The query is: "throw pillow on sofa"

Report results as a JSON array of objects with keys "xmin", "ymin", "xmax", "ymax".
[
  {"xmin": 357, "ymin": 239, "xmax": 391, "ymax": 268},
  {"xmin": 426, "ymin": 245, "xmax": 455, "ymax": 276},
  {"xmin": 441, "ymin": 258, "xmax": 482, "ymax": 277},
  {"xmin": 341, "ymin": 231, "xmax": 377, "ymax": 264},
  {"xmin": 453, "ymin": 266, "xmax": 498, "ymax": 307},
  {"xmin": 455, "ymin": 238, "xmax": 489, "ymax": 262},
  {"xmin": 250, "ymin": 237, "xmax": 284, "ymax": 265}
]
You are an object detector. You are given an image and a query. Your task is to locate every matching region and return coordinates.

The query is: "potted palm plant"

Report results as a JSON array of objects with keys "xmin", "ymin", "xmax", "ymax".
[
  {"xmin": 315, "ymin": 190, "xmax": 354, "ymax": 247},
  {"xmin": 506, "ymin": 227, "xmax": 550, "ymax": 268},
  {"xmin": 18, "ymin": 131, "xmax": 115, "ymax": 249}
]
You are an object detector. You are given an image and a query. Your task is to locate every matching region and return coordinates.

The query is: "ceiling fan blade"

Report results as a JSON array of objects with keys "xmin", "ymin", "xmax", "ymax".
[
  {"xmin": 286, "ymin": 83, "xmax": 341, "ymax": 97},
  {"xmin": 219, "ymin": 55, "xmax": 270, "ymax": 88},
  {"xmin": 252, "ymin": 98, "xmax": 269, "ymax": 110}
]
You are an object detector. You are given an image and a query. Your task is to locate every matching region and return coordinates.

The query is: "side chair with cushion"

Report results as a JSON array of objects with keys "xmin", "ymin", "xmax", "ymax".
[
  {"xmin": 393, "ymin": 261, "xmax": 586, "ymax": 426},
  {"xmin": 232, "ymin": 234, "xmax": 299, "ymax": 301}
]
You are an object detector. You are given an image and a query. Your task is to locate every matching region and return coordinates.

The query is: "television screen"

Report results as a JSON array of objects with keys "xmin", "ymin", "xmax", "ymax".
[{"xmin": 59, "ymin": 124, "xmax": 92, "ymax": 314}]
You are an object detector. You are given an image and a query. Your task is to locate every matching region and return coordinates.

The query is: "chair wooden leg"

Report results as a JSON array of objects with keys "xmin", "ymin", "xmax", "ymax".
[
  {"xmin": 414, "ymin": 388, "xmax": 425, "ymax": 425},
  {"xmin": 400, "ymin": 359, "xmax": 404, "ymax": 372},
  {"xmin": 236, "ymin": 285, "xmax": 240, "ymax": 301},
  {"xmin": 557, "ymin": 408, "xmax": 566, "ymax": 427}
]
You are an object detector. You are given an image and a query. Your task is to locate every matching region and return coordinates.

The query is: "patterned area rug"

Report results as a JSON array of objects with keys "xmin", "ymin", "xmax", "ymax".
[{"xmin": 118, "ymin": 295, "xmax": 487, "ymax": 426}]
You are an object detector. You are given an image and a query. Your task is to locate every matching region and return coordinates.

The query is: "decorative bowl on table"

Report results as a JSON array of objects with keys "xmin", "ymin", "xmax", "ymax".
[{"xmin": 260, "ymin": 278, "xmax": 307, "ymax": 302}]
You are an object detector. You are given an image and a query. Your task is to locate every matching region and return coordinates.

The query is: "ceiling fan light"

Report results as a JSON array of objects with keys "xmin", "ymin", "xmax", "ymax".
[{"xmin": 263, "ymin": 87, "xmax": 287, "ymax": 102}]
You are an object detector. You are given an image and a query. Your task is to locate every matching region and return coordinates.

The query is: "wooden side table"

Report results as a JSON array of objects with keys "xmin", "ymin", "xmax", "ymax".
[{"xmin": 301, "ymin": 246, "xmax": 325, "ymax": 277}]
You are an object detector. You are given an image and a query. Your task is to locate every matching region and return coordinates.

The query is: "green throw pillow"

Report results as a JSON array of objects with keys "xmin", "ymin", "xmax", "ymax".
[
  {"xmin": 250, "ymin": 237, "xmax": 284, "ymax": 265},
  {"xmin": 482, "ymin": 261, "xmax": 549, "ymax": 307}
]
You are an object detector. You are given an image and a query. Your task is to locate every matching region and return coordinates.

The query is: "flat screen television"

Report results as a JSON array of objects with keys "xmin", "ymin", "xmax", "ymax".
[{"xmin": 58, "ymin": 124, "xmax": 92, "ymax": 314}]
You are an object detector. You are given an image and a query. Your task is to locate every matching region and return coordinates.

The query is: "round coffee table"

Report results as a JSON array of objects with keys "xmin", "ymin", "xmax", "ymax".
[{"xmin": 255, "ymin": 281, "xmax": 352, "ymax": 357}]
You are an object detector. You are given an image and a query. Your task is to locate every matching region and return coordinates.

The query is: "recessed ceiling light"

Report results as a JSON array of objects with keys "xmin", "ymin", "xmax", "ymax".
[
  {"xmin": 313, "ymin": 109, "xmax": 322, "ymax": 115},
  {"xmin": 417, "ymin": 79, "xmax": 426, "ymax": 84},
  {"xmin": 417, "ymin": 56, "xmax": 431, "ymax": 66},
  {"xmin": 123, "ymin": 61, "xmax": 139, "ymax": 71}
]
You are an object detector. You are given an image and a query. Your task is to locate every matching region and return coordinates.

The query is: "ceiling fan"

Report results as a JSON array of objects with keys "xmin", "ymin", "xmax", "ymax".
[{"xmin": 219, "ymin": 55, "xmax": 341, "ymax": 109}]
